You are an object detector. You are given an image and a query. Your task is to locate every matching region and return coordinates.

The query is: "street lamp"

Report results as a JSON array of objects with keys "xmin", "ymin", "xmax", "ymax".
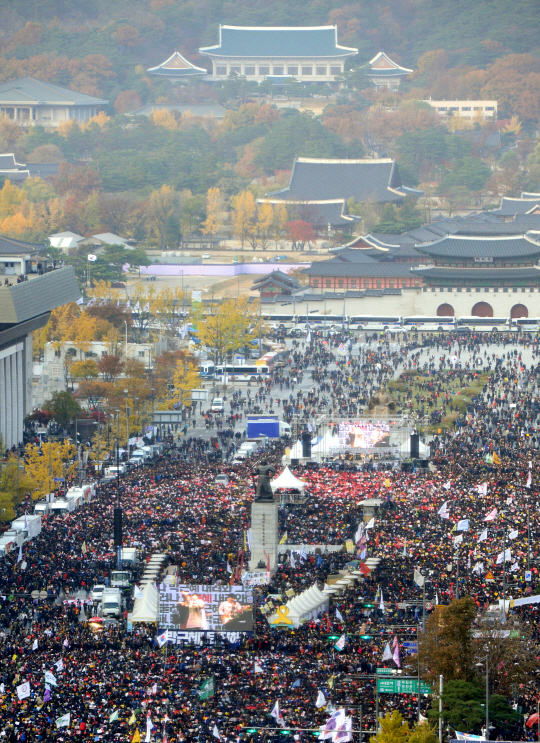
[
  {"xmin": 124, "ymin": 389, "xmax": 129, "ymax": 452},
  {"xmin": 476, "ymin": 654, "xmax": 490, "ymax": 741}
]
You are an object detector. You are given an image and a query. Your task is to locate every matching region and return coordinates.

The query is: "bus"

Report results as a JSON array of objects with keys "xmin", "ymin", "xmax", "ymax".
[
  {"xmin": 199, "ymin": 362, "xmax": 215, "ymax": 379},
  {"xmin": 263, "ymin": 314, "xmax": 297, "ymax": 325},
  {"xmin": 403, "ymin": 316, "xmax": 456, "ymax": 331},
  {"xmin": 214, "ymin": 364, "xmax": 270, "ymax": 382},
  {"xmin": 515, "ymin": 317, "xmax": 540, "ymax": 331},
  {"xmin": 350, "ymin": 315, "xmax": 403, "ymax": 331},
  {"xmin": 456, "ymin": 316, "xmax": 516, "ymax": 332},
  {"xmin": 297, "ymin": 315, "xmax": 349, "ymax": 325}
]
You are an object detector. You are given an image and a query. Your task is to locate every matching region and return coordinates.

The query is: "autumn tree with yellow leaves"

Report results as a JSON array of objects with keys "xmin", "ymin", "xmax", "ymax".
[
  {"xmin": 24, "ymin": 440, "xmax": 77, "ymax": 499},
  {"xmin": 194, "ymin": 296, "xmax": 262, "ymax": 365},
  {"xmin": 146, "ymin": 185, "xmax": 176, "ymax": 249},
  {"xmin": 201, "ymin": 187, "xmax": 223, "ymax": 238},
  {"xmin": 231, "ymin": 190, "xmax": 256, "ymax": 249}
]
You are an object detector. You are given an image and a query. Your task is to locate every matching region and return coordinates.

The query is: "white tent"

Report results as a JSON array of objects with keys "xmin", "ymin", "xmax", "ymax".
[
  {"xmin": 131, "ymin": 582, "xmax": 159, "ymax": 623},
  {"xmin": 267, "ymin": 583, "xmax": 328, "ymax": 627},
  {"xmin": 271, "ymin": 466, "xmax": 306, "ymax": 493}
]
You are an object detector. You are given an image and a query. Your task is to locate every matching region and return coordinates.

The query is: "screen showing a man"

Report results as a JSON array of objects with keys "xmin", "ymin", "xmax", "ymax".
[
  {"xmin": 159, "ymin": 585, "xmax": 253, "ymax": 634},
  {"xmin": 218, "ymin": 594, "xmax": 253, "ymax": 631}
]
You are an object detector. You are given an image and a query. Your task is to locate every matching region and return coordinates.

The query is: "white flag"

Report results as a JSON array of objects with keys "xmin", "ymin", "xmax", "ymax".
[
  {"xmin": 76, "ymin": 297, "xmax": 84, "ymax": 305},
  {"xmin": 393, "ymin": 643, "xmax": 400, "ymax": 668},
  {"xmin": 63, "ymin": 639, "xmax": 69, "ymax": 648},
  {"xmin": 87, "ymin": 254, "xmax": 97, "ymax": 262},
  {"xmin": 55, "ymin": 659, "xmax": 64, "ymax": 671},
  {"xmin": 414, "ymin": 569, "xmax": 424, "ymax": 587},
  {"xmin": 453, "ymin": 535, "xmax": 463, "ymax": 547},
  {"xmin": 478, "ymin": 529, "xmax": 488, "ymax": 542},
  {"xmin": 319, "ymin": 709, "xmax": 346, "ymax": 740},
  {"xmin": 55, "ymin": 712, "xmax": 70, "ymax": 728},
  {"xmin": 510, "ymin": 562, "xmax": 519, "ymax": 572},
  {"xmin": 496, "ymin": 548, "xmax": 511, "ymax": 564},
  {"xmin": 438, "ymin": 502, "xmax": 449, "ymax": 519},
  {"xmin": 32, "ymin": 639, "xmax": 38, "ymax": 651},
  {"xmin": 477, "ymin": 483, "xmax": 488, "ymax": 495},
  {"xmin": 456, "ymin": 519, "xmax": 469, "ymax": 531},
  {"xmin": 402, "ymin": 540, "xmax": 407, "ymax": 557},
  {"xmin": 382, "ymin": 642, "xmax": 392, "ymax": 661},
  {"xmin": 379, "ymin": 589, "xmax": 385, "ymax": 613},
  {"xmin": 484, "ymin": 508, "xmax": 497, "ymax": 521},
  {"xmin": 335, "ymin": 608, "xmax": 343, "ymax": 622},
  {"xmin": 212, "ymin": 725, "xmax": 221, "ymax": 740},
  {"xmin": 270, "ymin": 701, "xmax": 285, "ymax": 727},
  {"xmin": 354, "ymin": 523, "xmax": 364, "ymax": 544},
  {"xmin": 334, "ymin": 635, "xmax": 346, "ymax": 652},
  {"xmin": 508, "ymin": 530, "xmax": 519, "ymax": 540},
  {"xmin": 156, "ymin": 629, "xmax": 169, "ymax": 647},
  {"xmin": 134, "ymin": 584, "xmax": 144, "ymax": 599},
  {"xmin": 290, "ymin": 551, "xmax": 296, "ymax": 568},
  {"xmin": 316, "ymin": 689, "xmax": 326, "ymax": 708},
  {"xmin": 17, "ymin": 681, "xmax": 30, "ymax": 700},
  {"xmin": 366, "ymin": 517, "xmax": 375, "ymax": 530},
  {"xmin": 443, "ymin": 480, "xmax": 451, "ymax": 490},
  {"xmin": 472, "ymin": 562, "xmax": 484, "ymax": 575},
  {"xmin": 45, "ymin": 671, "xmax": 57, "ymax": 686},
  {"xmin": 17, "ymin": 546, "xmax": 22, "ymax": 563},
  {"xmin": 145, "ymin": 714, "xmax": 154, "ymax": 742},
  {"xmin": 334, "ymin": 716, "xmax": 353, "ymax": 742},
  {"xmin": 527, "ymin": 471, "xmax": 532, "ymax": 488},
  {"xmin": 254, "ymin": 662, "xmax": 264, "ymax": 673}
]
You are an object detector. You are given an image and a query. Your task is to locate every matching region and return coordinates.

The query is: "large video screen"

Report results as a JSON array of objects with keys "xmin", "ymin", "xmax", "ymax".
[
  {"xmin": 338, "ymin": 420, "xmax": 390, "ymax": 449},
  {"xmin": 159, "ymin": 584, "xmax": 253, "ymax": 634}
]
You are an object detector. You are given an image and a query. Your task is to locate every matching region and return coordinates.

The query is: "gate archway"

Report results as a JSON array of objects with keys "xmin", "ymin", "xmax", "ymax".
[
  {"xmin": 437, "ymin": 303, "xmax": 455, "ymax": 316},
  {"xmin": 471, "ymin": 301, "xmax": 493, "ymax": 317},
  {"xmin": 510, "ymin": 303, "xmax": 528, "ymax": 319}
]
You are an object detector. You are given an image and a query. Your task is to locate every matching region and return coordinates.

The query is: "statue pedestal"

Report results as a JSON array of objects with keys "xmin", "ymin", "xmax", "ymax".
[{"xmin": 249, "ymin": 501, "xmax": 279, "ymax": 573}]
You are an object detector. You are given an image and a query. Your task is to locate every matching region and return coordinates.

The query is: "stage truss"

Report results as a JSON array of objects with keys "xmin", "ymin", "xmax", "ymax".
[{"xmin": 289, "ymin": 414, "xmax": 412, "ymax": 462}]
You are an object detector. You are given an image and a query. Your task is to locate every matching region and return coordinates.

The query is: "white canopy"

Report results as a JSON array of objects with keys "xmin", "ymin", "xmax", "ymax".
[
  {"xmin": 131, "ymin": 583, "xmax": 159, "ymax": 623},
  {"xmin": 267, "ymin": 583, "xmax": 328, "ymax": 628},
  {"xmin": 271, "ymin": 466, "xmax": 306, "ymax": 492}
]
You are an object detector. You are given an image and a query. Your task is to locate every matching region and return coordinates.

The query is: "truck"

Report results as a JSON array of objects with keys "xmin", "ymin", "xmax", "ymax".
[
  {"xmin": 101, "ymin": 587, "xmax": 122, "ymax": 616},
  {"xmin": 34, "ymin": 501, "xmax": 51, "ymax": 515},
  {"xmin": 110, "ymin": 569, "xmax": 132, "ymax": 590},
  {"xmin": 49, "ymin": 499, "xmax": 76, "ymax": 516},
  {"xmin": 247, "ymin": 415, "xmax": 291, "ymax": 439},
  {"xmin": 11, "ymin": 515, "xmax": 42, "ymax": 540},
  {"xmin": 120, "ymin": 547, "xmax": 139, "ymax": 567}
]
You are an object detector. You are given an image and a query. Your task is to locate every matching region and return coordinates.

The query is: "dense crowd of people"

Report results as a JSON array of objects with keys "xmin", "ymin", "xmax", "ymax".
[{"xmin": 2, "ymin": 329, "xmax": 540, "ymax": 742}]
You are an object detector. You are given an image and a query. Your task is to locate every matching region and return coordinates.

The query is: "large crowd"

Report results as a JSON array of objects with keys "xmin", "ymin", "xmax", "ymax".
[{"xmin": 2, "ymin": 329, "xmax": 540, "ymax": 742}]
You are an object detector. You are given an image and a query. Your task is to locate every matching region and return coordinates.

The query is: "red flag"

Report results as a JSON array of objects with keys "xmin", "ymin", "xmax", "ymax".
[
  {"xmin": 526, "ymin": 714, "xmax": 539, "ymax": 728},
  {"xmin": 359, "ymin": 562, "xmax": 371, "ymax": 576}
]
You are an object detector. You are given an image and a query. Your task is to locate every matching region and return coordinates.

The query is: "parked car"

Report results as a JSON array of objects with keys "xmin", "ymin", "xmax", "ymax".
[
  {"xmin": 215, "ymin": 474, "xmax": 229, "ymax": 487},
  {"xmin": 211, "ymin": 397, "xmax": 224, "ymax": 413}
]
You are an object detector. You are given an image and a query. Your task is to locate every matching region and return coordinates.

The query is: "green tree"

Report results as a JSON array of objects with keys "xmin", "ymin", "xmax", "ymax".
[
  {"xmin": 44, "ymin": 390, "xmax": 82, "ymax": 428},
  {"xmin": 427, "ymin": 680, "xmax": 484, "ymax": 733}
]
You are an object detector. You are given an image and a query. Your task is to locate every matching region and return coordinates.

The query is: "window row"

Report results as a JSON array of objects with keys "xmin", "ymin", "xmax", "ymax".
[
  {"xmin": 215, "ymin": 64, "xmax": 342, "ymax": 77},
  {"xmin": 311, "ymin": 278, "xmax": 418, "ymax": 289}
]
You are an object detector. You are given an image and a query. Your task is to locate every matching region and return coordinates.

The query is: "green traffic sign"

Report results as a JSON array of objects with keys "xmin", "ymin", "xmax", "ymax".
[
  {"xmin": 376, "ymin": 668, "xmax": 394, "ymax": 675},
  {"xmin": 377, "ymin": 677, "xmax": 431, "ymax": 694}
]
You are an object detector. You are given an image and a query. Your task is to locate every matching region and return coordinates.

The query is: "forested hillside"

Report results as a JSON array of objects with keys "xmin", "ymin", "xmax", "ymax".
[{"xmin": 0, "ymin": 0, "xmax": 537, "ymax": 106}]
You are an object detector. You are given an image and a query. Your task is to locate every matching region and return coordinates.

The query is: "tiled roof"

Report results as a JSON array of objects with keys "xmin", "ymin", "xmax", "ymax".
[
  {"xmin": 0, "ymin": 235, "xmax": 44, "ymax": 256},
  {"xmin": 199, "ymin": 25, "xmax": 358, "ymax": 59},
  {"xmin": 269, "ymin": 158, "xmax": 419, "ymax": 203},
  {"xmin": 415, "ymin": 234, "xmax": 540, "ymax": 259},
  {"xmin": 305, "ymin": 261, "xmax": 413, "ymax": 277},
  {"xmin": 367, "ymin": 52, "xmax": 413, "ymax": 75},
  {"xmin": 412, "ymin": 266, "xmax": 540, "ymax": 280},
  {"xmin": 147, "ymin": 51, "xmax": 207, "ymax": 77},
  {"xmin": 259, "ymin": 198, "xmax": 359, "ymax": 227},
  {"xmin": 0, "ymin": 76, "xmax": 107, "ymax": 105},
  {"xmin": 490, "ymin": 197, "xmax": 540, "ymax": 217}
]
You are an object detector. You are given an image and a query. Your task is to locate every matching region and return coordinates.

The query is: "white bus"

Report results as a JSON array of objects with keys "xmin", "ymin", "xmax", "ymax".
[
  {"xmin": 214, "ymin": 364, "xmax": 270, "ymax": 382},
  {"xmin": 350, "ymin": 315, "xmax": 403, "ymax": 331},
  {"xmin": 297, "ymin": 314, "xmax": 349, "ymax": 325},
  {"xmin": 263, "ymin": 314, "xmax": 298, "ymax": 325},
  {"xmin": 403, "ymin": 316, "xmax": 456, "ymax": 331},
  {"xmin": 515, "ymin": 317, "xmax": 540, "ymax": 332},
  {"xmin": 457, "ymin": 316, "xmax": 516, "ymax": 332}
]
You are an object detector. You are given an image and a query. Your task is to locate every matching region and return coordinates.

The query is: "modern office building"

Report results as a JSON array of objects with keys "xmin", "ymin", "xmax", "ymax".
[{"xmin": 0, "ymin": 267, "xmax": 80, "ymax": 447}]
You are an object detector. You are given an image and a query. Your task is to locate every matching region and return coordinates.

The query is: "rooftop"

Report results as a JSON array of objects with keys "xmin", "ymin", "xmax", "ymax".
[
  {"xmin": 366, "ymin": 52, "xmax": 413, "ymax": 77},
  {"xmin": 305, "ymin": 260, "xmax": 413, "ymax": 278},
  {"xmin": 490, "ymin": 197, "xmax": 540, "ymax": 217},
  {"xmin": 411, "ymin": 266, "xmax": 540, "ymax": 280},
  {"xmin": 0, "ymin": 266, "xmax": 80, "ymax": 325},
  {"xmin": 0, "ymin": 235, "xmax": 44, "ymax": 256},
  {"xmin": 0, "ymin": 76, "xmax": 107, "ymax": 106},
  {"xmin": 270, "ymin": 158, "xmax": 421, "ymax": 204},
  {"xmin": 415, "ymin": 234, "xmax": 540, "ymax": 259},
  {"xmin": 199, "ymin": 25, "xmax": 358, "ymax": 59},
  {"xmin": 147, "ymin": 50, "xmax": 207, "ymax": 78}
]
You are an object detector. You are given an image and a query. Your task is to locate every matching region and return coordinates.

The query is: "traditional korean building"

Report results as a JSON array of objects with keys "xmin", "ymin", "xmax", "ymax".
[
  {"xmin": 304, "ymin": 249, "xmax": 420, "ymax": 292},
  {"xmin": 364, "ymin": 52, "xmax": 412, "ymax": 90},
  {"xmin": 490, "ymin": 194, "xmax": 540, "ymax": 221},
  {"xmin": 410, "ymin": 234, "xmax": 540, "ymax": 317},
  {"xmin": 147, "ymin": 51, "xmax": 208, "ymax": 82},
  {"xmin": 268, "ymin": 157, "xmax": 421, "ymax": 206},
  {"xmin": 251, "ymin": 270, "xmax": 300, "ymax": 298},
  {"xmin": 199, "ymin": 26, "xmax": 357, "ymax": 83}
]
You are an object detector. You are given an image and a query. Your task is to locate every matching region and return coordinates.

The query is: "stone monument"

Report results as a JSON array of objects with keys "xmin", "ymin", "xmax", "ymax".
[
  {"xmin": 249, "ymin": 462, "xmax": 279, "ymax": 573},
  {"xmin": 367, "ymin": 385, "xmax": 398, "ymax": 416}
]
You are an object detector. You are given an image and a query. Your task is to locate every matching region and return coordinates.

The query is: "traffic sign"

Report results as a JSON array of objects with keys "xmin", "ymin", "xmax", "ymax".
[
  {"xmin": 525, "ymin": 571, "xmax": 532, "ymax": 582},
  {"xmin": 485, "ymin": 571, "xmax": 495, "ymax": 582},
  {"xmin": 376, "ymin": 668, "xmax": 394, "ymax": 675},
  {"xmin": 377, "ymin": 678, "xmax": 431, "ymax": 695},
  {"xmin": 425, "ymin": 601, "xmax": 434, "ymax": 610}
]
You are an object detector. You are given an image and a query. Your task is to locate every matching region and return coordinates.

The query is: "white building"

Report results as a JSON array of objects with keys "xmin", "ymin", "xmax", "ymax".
[
  {"xmin": 0, "ymin": 76, "xmax": 107, "ymax": 127},
  {"xmin": 199, "ymin": 25, "xmax": 357, "ymax": 83},
  {"xmin": 426, "ymin": 99, "xmax": 497, "ymax": 119}
]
